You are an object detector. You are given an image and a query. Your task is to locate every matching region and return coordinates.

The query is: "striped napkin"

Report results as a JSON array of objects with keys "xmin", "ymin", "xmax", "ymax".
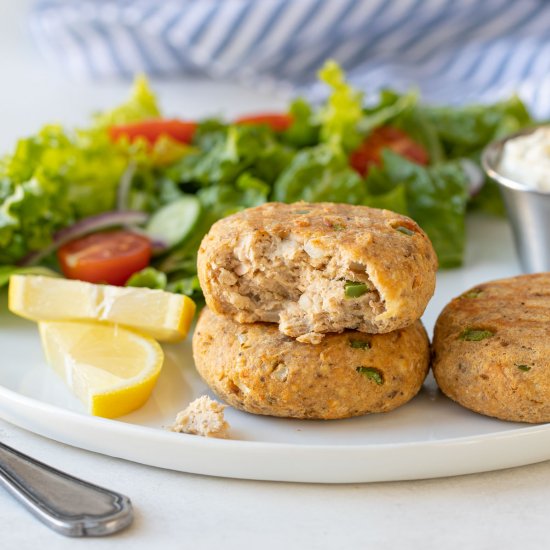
[{"xmin": 30, "ymin": 0, "xmax": 550, "ymax": 118}]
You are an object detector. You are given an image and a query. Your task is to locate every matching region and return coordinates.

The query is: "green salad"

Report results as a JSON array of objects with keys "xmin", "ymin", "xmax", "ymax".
[{"xmin": 0, "ymin": 61, "xmax": 534, "ymax": 299}]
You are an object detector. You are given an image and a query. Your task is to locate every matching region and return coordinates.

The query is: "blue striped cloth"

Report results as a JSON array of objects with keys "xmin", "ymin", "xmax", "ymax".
[{"xmin": 30, "ymin": 0, "xmax": 550, "ymax": 118}]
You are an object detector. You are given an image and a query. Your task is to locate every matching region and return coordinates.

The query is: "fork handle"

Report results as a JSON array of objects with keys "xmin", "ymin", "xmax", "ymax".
[{"xmin": 0, "ymin": 440, "xmax": 133, "ymax": 537}]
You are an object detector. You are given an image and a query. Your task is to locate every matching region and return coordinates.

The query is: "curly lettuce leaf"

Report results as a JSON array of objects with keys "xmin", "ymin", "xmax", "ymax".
[
  {"xmin": 282, "ymin": 98, "xmax": 319, "ymax": 148},
  {"xmin": 272, "ymin": 143, "xmax": 407, "ymax": 213},
  {"xmin": 167, "ymin": 275, "xmax": 202, "ymax": 298},
  {"xmin": 126, "ymin": 267, "xmax": 167, "ymax": 289},
  {"xmin": 0, "ymin": 132, "xmax": 75, "ymax": 263},
  {"xmin": 197, "ymin": 175, "xmax": 270, "ymax": 218},
  {"xmin": 0, "ymin": 125, "xmax": 128, "ymax": 263},
  {"xmin": 395, "ymin": 109, "xmax": 446, "ymax": 165},
  {"xmin": 317, "ymin": 60, "xmax": 364, "ymax": 152},
  {"xmin": 0, "ymin": 77, "xmax": 162, "ymax": 264},
  {"xmin": 273, "ymin": 144, "xmax": 363, "ymax": 203},
  {"xmin": 366, "ymin": 150, "xmax": 469, "ymax": 267},
  {"xmin": 363, "ymin": 183, "xmax": 408, "ymax": 214},
  {"xmin": 235, "ymin": 173, "xmax": 271, "ymax": 207},
  {"xmin": 93, "ymin": 75, "xmax": 161, "ymax": 128},
  {"xmin": 359, "ymin": 89, "xmax": 418, "ymax": 135},
  {"xmin": 417, "ymin": 95, "xmax": 532, "ymax": 217},
  {"xmin": 125, "ymin": 263, "xmax": 201, "ymax": 299},
  {"xmin": 419, "ymin": 95, "xmax": 533, "ymax": 159},
  {"xmin": 170, "ymin": 124, "xmax": 294, "ymax": 188}
]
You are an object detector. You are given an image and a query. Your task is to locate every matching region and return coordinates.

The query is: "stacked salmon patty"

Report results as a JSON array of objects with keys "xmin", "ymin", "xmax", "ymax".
[{"xmin": 194, "ymin": 202, "xmax": 437, "ymax": 419}]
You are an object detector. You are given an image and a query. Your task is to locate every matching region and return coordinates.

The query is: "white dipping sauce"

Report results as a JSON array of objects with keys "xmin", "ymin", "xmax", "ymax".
[{"xmin": 499, "ymin": 127, "xmax": 550, "ymax": 191}]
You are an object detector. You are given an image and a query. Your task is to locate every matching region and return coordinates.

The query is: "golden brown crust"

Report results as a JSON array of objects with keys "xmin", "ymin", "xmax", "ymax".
[
  {"xmin": 197, "ymin": 202, "xmax": 437, "ymax": 340},
  {"xmin": 432, "ymin": 273, "xmax": 550, "ymax": 423},
  {"xmin": 193, "ymin": 307, "xmax": 430, "ymax": 420}
]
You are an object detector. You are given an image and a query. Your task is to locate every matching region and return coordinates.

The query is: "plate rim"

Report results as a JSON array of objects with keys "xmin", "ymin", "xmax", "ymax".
[
  {"xmin": 1, "ymin": 378, "xmax": 550, "ymax": 451},
  {"xmin": 3, "ymin": 375, "xmax": 550, "ymax": 483}
]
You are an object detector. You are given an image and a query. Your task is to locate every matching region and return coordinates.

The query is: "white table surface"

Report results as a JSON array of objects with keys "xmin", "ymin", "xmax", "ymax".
[{"xmin": 2, "ymin": 2, "xmax": 550, "ymax": 549}]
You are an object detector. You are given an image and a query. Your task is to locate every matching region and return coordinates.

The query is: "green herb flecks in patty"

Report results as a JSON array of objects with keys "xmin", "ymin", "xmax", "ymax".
[
  {"xmin": 395, "ymin": 225, "xmax": 415, "ymax": 236},
  {"xmin": 344, "ymin": 281, "xmax": 370, "ymax": 298},
  {"xmin": 356, "ymin": 366, "xmax": 384, "ymax": 385},
  {"xmin": 459, "ymin": 328, "xmax": 494, "ymax": 341},
  {"xmin": 516, "ymin": 364, "xmax": 531, "ymax": 372},
  {"xmin": 349, "ymin": 339, "xmax": 371, "ymax": 350}
]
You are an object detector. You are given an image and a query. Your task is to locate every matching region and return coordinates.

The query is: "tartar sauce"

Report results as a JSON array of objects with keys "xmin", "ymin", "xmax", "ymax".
[{"xmin": 499, "ymin": 127, "xmax": 550, "ymax": 191}]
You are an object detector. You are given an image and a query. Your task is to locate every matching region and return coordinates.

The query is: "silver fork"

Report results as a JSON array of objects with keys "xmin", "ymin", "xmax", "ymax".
[{"xmin": 0, "ymin": 440, "xmax": 133, "ymax": 537}]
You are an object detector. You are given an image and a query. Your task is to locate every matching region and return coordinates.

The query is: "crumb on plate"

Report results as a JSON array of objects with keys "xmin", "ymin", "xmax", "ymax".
[{"xmin": 170, "ymin": 395, "xmax": 230, "ymax": 438}]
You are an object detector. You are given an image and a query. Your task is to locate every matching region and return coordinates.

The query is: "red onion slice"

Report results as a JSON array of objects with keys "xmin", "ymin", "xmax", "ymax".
[
  {"xmin": 117, "ymin": 161, "xmax": 137, "ymax": 211},
  {"xmin": 19, "ymin": 210, "xmax": 150, "ymax": 266}
]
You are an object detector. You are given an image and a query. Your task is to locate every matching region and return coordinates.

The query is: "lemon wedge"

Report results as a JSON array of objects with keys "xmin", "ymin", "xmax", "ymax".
[
  {"xmin": 39, "ymin": 321, "xmax": 164, "ymax": 418},
  {"xmin": 9, "ymin": 275, "xmax": 196, "ymax": 342}
]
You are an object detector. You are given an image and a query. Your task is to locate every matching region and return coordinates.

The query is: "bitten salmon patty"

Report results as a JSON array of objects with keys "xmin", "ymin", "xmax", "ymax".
[
  {"xmin": 432, "ymin": 274, "xmax": 550, "ymax": 423},
  {"xmin": 197, "ymin": 202, "xmax": 437, "ymax": 343},
  {"xmin": 193, "ymin": 308, "xmax": 430, "ymax": 420}
]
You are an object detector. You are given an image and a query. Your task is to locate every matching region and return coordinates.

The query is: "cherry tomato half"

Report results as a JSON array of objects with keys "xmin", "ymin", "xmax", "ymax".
[
  {"xmin": 58, "ymin": 231, "xmax": 152, "ymax": 286},
  {"xmin": 109, "ymin": 119, "xmax": 197, "ymax": 145},
  {"xmin": 349, "ymin": 126, "xmax": 429, "ymax": 177},
  {"xmin": 234, "ymin": 113, "xmax": 293, "ymax": 132}
]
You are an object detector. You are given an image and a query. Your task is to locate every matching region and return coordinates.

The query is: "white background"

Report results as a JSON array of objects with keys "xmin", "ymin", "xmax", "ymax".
[{"xmin": 1, "ymin": 1, "xmax": 550, "ymax": 548}]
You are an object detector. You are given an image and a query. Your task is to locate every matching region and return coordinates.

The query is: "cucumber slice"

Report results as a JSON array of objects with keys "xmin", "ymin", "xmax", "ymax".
[{"xmin": 146, "ymin": 195, "xmax": 201, "ymax": 250}]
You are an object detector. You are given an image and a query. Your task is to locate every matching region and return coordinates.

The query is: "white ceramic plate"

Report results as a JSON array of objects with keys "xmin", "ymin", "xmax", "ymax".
[{"xmin": 1, "ymin": 215, "xmax": 549, "ymax": 483}]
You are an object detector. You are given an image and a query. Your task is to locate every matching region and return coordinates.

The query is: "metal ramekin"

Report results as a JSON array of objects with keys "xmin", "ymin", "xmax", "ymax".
[{"xmin": 481, "ymin": 126, "xmax": 550, "ymax": 273}]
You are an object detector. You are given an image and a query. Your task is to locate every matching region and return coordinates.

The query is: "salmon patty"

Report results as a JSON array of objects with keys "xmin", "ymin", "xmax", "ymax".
[
  {"xmin": 193, "ymin": 307, "xmax": 430, "ymax": 420},
  {"xmin": 432, "ymin": 274, "xmax": 550, "ymax": 423},
  {"xmin": 197, "ymin": 202, "xmax": 437, "ymax": 343}
]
